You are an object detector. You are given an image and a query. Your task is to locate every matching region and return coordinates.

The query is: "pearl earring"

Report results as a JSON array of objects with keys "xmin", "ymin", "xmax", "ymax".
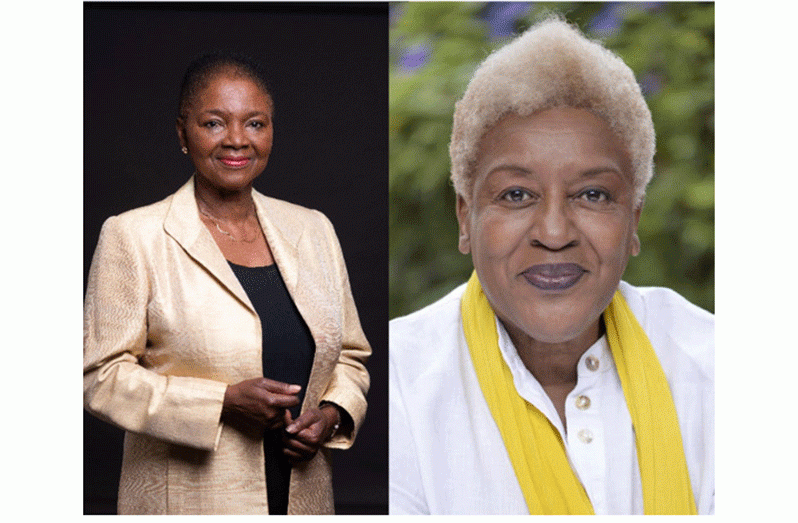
[{"xmin": 181, "ymin": 146, "xmax": 188, "ymax": 154}]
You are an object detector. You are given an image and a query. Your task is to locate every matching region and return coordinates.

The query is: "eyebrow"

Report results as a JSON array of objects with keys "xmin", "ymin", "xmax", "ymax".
[
  {"xmin": 485, "ymin": 164, "xmax": 532, "ymax": 177},
  {"xmin": 202, "ymin": 109, "xmax": 271, "ymax": 118},
  {"xmin": 486, "ymin": 164, "xmax": 621, "ymax": 175},
  {"xmin": 484, "ymin": 164, "xmax": 626, "ymax": 183},
  {"xmin": 578, "ymin": 166, "xmax": 625, "ymax": 178}
]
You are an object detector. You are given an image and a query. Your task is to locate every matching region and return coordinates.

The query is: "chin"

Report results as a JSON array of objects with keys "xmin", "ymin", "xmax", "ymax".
[
  {"xmin": 501, "ymin": 303, "xmax": 603, "ymax": 348},
  {"xmin": 524, "ymin": 322, "xmax": 592, "ymax": 345},
  {"xmin": 201, "ymin": 172, "xmax": 256, "ymax": 192}
]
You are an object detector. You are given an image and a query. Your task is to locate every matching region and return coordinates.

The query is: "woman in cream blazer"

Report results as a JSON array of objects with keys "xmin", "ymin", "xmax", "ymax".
[
  {"xmin": 84, "ymin": 53, "xmax": 370, "ymax": 514},
  {"xmin": 84, "ymin": 178, "xmax": 370, "ymax": 514}
]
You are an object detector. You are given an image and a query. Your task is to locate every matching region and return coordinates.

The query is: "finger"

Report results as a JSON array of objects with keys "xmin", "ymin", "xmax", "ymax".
[
  {"xmin": 250, "ymin": 389, "xmax": 301, "ymax": 409},
  {"xmin": 284, "ymin": 414, "xmax": 325, "ymax": 446},
  {"xmin": 292, "ymin": 423, "xmax": 325, "ymax": 446},
  {"xmin": 285, "ymin": 409, "xmax": 321, "ymax": 435},
  {"xmin": 263, "ymin": 409, "xmax": 289, "ymax": 430},
  {"xmin": 256, "ymin": 378, "xmax": 302, "ymax": 395},
  {"xmin": 282, "ymin": 436, "xmax": 317, "ymax": 459}
]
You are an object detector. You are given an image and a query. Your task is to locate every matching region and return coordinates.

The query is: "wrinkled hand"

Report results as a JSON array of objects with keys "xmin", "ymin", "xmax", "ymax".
[
  {"xmin": 281, "ymin": 404, "xmax": 340, "ymax": 464},
  {"xmin": 222, "ymin": 378, "xmax": 301, "ymax": 433}
]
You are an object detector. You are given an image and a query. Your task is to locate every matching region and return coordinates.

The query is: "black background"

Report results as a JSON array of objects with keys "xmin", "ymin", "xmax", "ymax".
[{"xmin": 83, "ymin": 2, "xmax": 388, "ymax": 514}]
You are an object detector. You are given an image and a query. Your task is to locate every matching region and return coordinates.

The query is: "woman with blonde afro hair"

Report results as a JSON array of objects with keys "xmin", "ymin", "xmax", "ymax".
[
  {"xmin": 390, "ymin": 17, "xmax": 713, "ymax": 515},
  {"xmin": 450, "ymin": 17, "xmax": 655, "ymax": 207}
]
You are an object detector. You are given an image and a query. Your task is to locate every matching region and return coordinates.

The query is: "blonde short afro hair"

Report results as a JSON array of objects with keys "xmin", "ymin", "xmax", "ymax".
[{"xmin": 450, "ymin": 17, "xmax": 654, "ymax": 206}]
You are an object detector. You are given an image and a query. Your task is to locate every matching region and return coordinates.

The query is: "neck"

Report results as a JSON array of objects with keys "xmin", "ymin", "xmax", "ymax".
[
  {"xmin": 502, "ymin": 318, "xmax": 602, "ymax": 387},
  {"xmin": 194, "ymin": 176, "xmax": 255, "ymax": 221}
]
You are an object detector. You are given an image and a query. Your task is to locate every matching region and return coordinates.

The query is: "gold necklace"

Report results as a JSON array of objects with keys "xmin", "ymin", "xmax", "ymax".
[{"xmin": 197, "ymin": 203, "xmax": 260, "ymax": 243}]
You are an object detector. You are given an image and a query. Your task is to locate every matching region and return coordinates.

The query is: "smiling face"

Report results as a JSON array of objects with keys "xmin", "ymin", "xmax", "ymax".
[
  {"xmin": 457, "ymin": 107, "xmax": 642, "ymax": 353},
  {"xmin": 177, "ymin": 70, "xmax": 274, "ymax": 194}
]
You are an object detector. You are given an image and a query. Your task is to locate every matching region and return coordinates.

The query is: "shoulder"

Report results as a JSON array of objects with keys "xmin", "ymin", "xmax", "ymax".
[
  {"xmin": 390, "ymin": 284, "xmax": 467, "ymax": 367},
  {"xmin": 253, "ymin": 191, "xmax": 337, "ymax": 244},
  {"xmin": 98, "ymin": 194, "xmax": 175, "ymax": 244},
  {"xmin": 254, "ymin": 191, "xmax": 330, "ymax": 226},
  {"xmin": 619, "ymin": 281, "xmax": 714, "ymax": 379}
]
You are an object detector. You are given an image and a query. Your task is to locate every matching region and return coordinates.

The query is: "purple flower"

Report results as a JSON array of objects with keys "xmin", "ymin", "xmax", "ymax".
[
  {"xmin": 590, "ymin": 2, "xmax": 665, "ymax": 37},
  {"xmin": 640, "ymin": 72, "xmax": 664, "ymax": 96},
  {"xmin": 484, "ymin": 2, "xmax": 531, "ymax": 40},
  {"xmin": 399, "ymin": 43, "xmax": 431, "ymax": 71},
  {"xmin": 636, "ymin": 2, "xmax": 665, "ymax": 12},
  {"xmin": 589, "ymin": 2, "xmax": 623, "ymax": 36}
]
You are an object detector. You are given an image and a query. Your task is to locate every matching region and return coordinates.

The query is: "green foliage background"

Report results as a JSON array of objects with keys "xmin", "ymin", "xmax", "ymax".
[{"xmin": 390, "ymin": 2, "xmax": 714, "ymax": 318}]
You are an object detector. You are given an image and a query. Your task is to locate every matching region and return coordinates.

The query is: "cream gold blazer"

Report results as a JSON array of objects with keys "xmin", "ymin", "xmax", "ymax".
[{"xmin": 83, "ymin": 177, "xmax": 371, "ymax": 514}]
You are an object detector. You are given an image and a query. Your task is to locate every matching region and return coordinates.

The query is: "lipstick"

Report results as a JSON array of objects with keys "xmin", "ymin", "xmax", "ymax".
[
  {"xmin": 522, "ymin": 263, "xmax": 586, "ymax": 291},
  {"xmin": 219, "ymin": 157, "xmax": 250, "ymax": 168}
]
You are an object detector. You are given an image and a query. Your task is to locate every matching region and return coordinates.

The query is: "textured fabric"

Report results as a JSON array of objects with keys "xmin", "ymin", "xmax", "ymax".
[
  {"xmin": 389, "ymin": 281, "xmax": 713, "ymax": 515},
  {"xmin": 461, "ymin": 272, "xmax": 696, "ymax": 514},
  {"xmin": 84, "ymin": 177, "xmax": 371, "ymax": 514},
  {"xmin": 604, "ymin": 287, "xmax": 697, "ymax": 514}
]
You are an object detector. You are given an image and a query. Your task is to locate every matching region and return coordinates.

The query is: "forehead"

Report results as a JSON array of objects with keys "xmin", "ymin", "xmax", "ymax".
[
  {"xmin": 191, "ymin": 71, "xmax": 273, "ymax": 110},
  {"xmin": 475, "ymin": 107, "xmax": 631, "ymax": 180}
]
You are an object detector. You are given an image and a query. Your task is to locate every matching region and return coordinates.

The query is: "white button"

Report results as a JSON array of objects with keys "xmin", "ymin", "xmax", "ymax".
[
  {"xmin": 577, "ymin": 429, "xmax": 594, "ymax": 444},
  {"xmin": 585, "ymin": 355, "xmax": 599, "ymax": 371},
  {"xmin": 575, "ymin": 395, "xmax": 591, "ymax": 410}
]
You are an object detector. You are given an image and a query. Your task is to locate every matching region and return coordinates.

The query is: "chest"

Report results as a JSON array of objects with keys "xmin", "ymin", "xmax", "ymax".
[
  {"xmin": 411, "ymin": 342, "xmax": 644, "ymax": 514},
  {"xmin": 142, "ymin": 254, "xmax": 264, "ymax": 382},
  {"xmin": 203, "ymin": 217, "xmax": 275, "ymax": 267}
]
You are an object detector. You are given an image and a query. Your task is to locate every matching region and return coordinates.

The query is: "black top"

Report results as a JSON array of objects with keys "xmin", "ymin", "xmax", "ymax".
[{"xmin": 228, "ymin": 261, "xmax": 316, "ymax": 515}]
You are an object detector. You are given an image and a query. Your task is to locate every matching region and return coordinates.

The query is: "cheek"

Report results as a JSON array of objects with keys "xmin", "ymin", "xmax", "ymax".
[
  {"xmin": 186, "ymin": 129, "xmax": 216, "ymax": 153},
  {"xmin": 256, "ymin": 131, "xmax": 274, "ymax": 155},
  {"xmin": 472, "ymin": 210, "xmax": 529, "ymax": 260},
  {"xmin": 582, "ymin": 215, "xmax": 636, "ymax": 269}
]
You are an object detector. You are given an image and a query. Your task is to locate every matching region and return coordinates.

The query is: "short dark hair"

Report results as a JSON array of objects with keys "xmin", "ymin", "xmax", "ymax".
[{"xmin": 177, "ymin": 52, "xmax": 274, "ymax": 119}]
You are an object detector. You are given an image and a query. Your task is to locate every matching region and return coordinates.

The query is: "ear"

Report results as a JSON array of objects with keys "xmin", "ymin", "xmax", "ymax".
[
  {"xmin": 630, "ymin": 204, "xmax": 643, "ymax": 257},
  {"xmin": 456, "ymin": 194, "xmax": 471, "ymax": 255},
  {"xmin": 176, "ymin": 118, "xmax": 187, "ymax": 151}
]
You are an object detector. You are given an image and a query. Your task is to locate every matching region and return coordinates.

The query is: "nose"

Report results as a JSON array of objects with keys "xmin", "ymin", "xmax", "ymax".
[
  {"xmin": 530, "ymin": 198, "xmax": 577, "ymax": 250},
  {"xmin": 223, "ymin": 122, "xmax": 249, "ymax": 149}
]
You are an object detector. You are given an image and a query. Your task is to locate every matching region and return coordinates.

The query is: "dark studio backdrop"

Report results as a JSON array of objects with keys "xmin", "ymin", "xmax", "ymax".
[{"xmin": 83, "ymin": 2, "xmax": 388, "ymax": 515}]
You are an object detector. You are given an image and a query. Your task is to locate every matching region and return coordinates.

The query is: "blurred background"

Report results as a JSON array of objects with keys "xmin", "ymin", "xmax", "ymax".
[{"xmin": 389, "ymin": 1, "xmax": 714, "ymax": 318}]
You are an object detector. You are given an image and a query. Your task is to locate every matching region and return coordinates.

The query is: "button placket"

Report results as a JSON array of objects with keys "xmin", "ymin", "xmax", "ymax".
[
  {"xmin": 568, "ymin": 384, "xmax": 599, "ymax": 448},
  {"xmin": 565, "ymin": 342, "xmax": 611, "ymax": 512},
  {"xmin": 566, "ymin": 380, "xmax": 605, "ymax": 512},
  {"xmin": 565, "ymin": 346, "xmax": 604, "ymax": 504}
]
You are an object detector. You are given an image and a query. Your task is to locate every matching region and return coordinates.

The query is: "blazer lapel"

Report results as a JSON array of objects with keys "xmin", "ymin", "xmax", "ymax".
[
  {"xmin": 163, "ymin": 177, "xmax": 255, "ymax": 314},
  {"xmin": 254, "ymin": 193, "xmax": 300, "ymax": 297},
  {"xmin": 254, "ymin": 193, "xmax": 328, "ymax": 404}
]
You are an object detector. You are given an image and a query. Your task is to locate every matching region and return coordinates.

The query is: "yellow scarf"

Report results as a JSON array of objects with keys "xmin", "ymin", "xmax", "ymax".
[{"xmin": 461, "ymin": 271, "xmax": 696, "ymax": 514}]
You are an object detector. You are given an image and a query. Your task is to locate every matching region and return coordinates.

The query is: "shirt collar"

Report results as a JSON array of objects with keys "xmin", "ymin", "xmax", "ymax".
[{"xmin": 495, "ymin": 317, "xmax": 613, "ymax": 403}]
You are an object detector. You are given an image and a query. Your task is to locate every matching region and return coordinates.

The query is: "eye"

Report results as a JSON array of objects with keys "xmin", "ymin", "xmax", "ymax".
[
  {"xmin": 203, "ymin": 120, "xmax": 222, "ymax": 129},
  {"xmin": 577, "ymin": 188, "xmax": 611, "ymax": 203},
  {"xmin": 248, "ymin": 120, "xmax": 266, "ymax": 129},
  {"xmin": 499, "ymin": 188, "xmax": 533, "ymax": 204}
]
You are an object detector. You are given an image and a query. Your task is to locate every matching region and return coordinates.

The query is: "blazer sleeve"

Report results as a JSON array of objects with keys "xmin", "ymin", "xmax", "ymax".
[
  {"xmin": 83, "ymin": 216, "xmax": 228, "ymax": 451},
  {"xmin": 315, "ymin": 213, "xmax": 371, "ymax": 449}
]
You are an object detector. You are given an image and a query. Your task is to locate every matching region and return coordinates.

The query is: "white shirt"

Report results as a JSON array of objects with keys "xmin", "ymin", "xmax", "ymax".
[{"xmin": 389, "ymin": 281, "xmax": 714, "ymax": 515}]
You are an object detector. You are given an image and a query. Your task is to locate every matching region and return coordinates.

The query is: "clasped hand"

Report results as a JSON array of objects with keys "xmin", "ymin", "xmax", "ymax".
[{"xmin": 222, "ymin": 377, "xmax": 340, "ymax": 464}]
